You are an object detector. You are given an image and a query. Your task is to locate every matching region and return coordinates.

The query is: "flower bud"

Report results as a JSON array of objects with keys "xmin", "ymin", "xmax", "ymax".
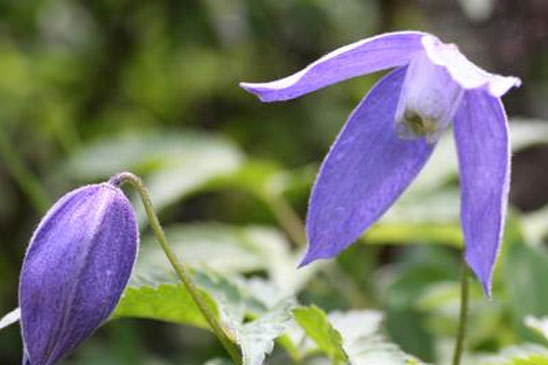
[{"xmin": 19, "ymin": 183, "xmax": 138, "ymax": 365}]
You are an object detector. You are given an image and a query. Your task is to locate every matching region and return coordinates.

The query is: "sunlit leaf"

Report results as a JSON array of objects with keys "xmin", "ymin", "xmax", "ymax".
[
  {"xmin": 366, "ymin": 223, "xmax": 462, "ymax": 247},
  {"xmin": 138, "ymin": 222, "xmax": 320, "ymax": 295},
  {"xmin": 112, "ymin": 276, "xmax": 216, "ymax": 330},
  {"xmin": 237, "ymin": 300, "xmax": 295, "ymax": 365},
  {"xmin": 509, "ymin": 118, "xmax": 548, "ymax": 150},
  {"xmin": 406, "ymin": 119, "xmax": 548, "ymax": 195},
  {"xmin": 477, "ymin": 344, "xmax": 548, "ymax": 365},
  {"xmin": 0, "ymin": 308, "xmax": 19, "ymax": 331},
  {"xmin": 329, "ymin": 310, "xmax": 426, "ymax": 365},
  {"xmin": 525, "ymin": 316, "xmax": 548, "ymax": 343},
  {"xmin": 293, "ymin": 305, "xmax": 348, "ymax": 363},
  {"xmin": 65, "ymin": 131, "xmax": 243, "ymax": 212}
]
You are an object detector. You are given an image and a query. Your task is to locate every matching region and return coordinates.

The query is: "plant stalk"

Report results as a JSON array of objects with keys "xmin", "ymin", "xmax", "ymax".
[
  {"xmin": 265, "ymin": 194, "xmax": 306, "ymax": 247},
  {"xmin": 452, "ymin": 254, "xmax": 470, "ymax": 365},
  {"xmin": 110, "ymin": 172, "xmax": 242, "ymax": 364}
]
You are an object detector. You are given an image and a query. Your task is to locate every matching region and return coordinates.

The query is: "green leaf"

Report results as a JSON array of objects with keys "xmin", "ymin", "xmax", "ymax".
[
  {"xmin": 508, "ymin": 118, "xmax": 548, "ymax": 150},
  {"xmin": 116, "ymin": 268, "xmax": 297, "ymax": 364},
  {"xmin": 503, "ymin": 243, "xmax": 548, "ymax": 340},
  {"xmin": 383, "ymin": 188, "xmax": 460, "ymax": 225},
  {"xmin": 329, "ymin": 310, "xmax": 427, "ymax": 365},
  {"xmin": 112, "ymin": 277, "xmax": 217, "ymax": 330},
  {"xmin": 65, "ymin": 131, "xmax": 243, "ymax": 212},
  {"xmin": 0, "ymin": 308, "xmax": 19, "ymax": 331},
  {"xmin": 67, "ymin": 130, "xmax": 242, "ymax": 179},
  {"xmin": 293, "ymin": 305, "xmax": 348, "ymax": 363},
  {"xmin": 363, "ymin": 189, "xmax": 462, "ymax": 247},
  {"xmin": 404, "ymin": 119, "xmax": 548, "ymax": 195},
  {"xmin": 525, "ymin": 316, "xmax": 548, "ymax": 343},
  {"xmin": 138, "ymin": 223, "xmax": 318, "ymax": 295},
  {"xmin": 204, "ymin": 160, "xmax": 283, "ymax": 198},
  {"xmin": 193, "ymin": 271, "xmax": 296, "ymax": 365},
  {"xmin": 522, "ymin": 205, "xmax": 548, "ymax": 244},
  {"xmin": 366, "ymin": 223, "xmax": 462, "ymax": 247},
  {"xmin": 237, "ymin": 300, "xmax": 295, "ymax": 365},
  {"xmin": 478, "ymin": 344, "xmax": 548, "ymax": 365}
]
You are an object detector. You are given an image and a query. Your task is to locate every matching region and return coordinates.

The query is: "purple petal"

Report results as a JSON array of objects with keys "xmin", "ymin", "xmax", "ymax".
[
  {"xmin": 240, "ymin": 31, "xmax": 426, "ymax": 102},
  {"xmin": 301, "ymin": 66, "xmax": 436, "ymax": 265},
  {"xmin": 422, "ymin": 35, "xmax": 521, "ymax": 97},
  {"xmin": 454, "ymin": 90, "xmax": 510, "ymax": 297},
  {"xmin": 19, "ymin": 183, "xmax": 138, "ymax": 364}
]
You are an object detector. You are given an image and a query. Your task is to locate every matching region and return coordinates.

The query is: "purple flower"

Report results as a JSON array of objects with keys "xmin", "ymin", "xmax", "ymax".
[
  {"xmin": 240, "ymin": 31, "xmax": 520, "ymax": 296},
  {"xmin": 19, "ymin": 183, "xmax": 138, "ymax": 364}
]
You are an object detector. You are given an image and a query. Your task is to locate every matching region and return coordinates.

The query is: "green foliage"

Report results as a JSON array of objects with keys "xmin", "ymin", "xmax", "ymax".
[
  {"xmin": 293, "ymin": 306, "xmax": 348, "ymax": 363},
  {"xmin": 478, "ymin": 345, "xmax": 548, "ymax": 365},
  {"xmin": 1, "ymin": 0, "xmax": 548, "ymax": 363},
  {"xmin": 112, "ymin": 279, "xmax": 215, "ymax": 330}
]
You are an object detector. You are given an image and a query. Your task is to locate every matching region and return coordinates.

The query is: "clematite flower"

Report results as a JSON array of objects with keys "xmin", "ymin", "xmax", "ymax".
[
  {"xmin": 19, "ymin": 182, "xmax": 138, "ymax": 364},
  {"xmin": 240, "ymin": 31, "xmax": 520, "ymax": 296}
]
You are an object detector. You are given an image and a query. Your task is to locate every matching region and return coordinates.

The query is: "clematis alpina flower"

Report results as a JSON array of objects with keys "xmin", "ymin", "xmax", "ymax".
[
  {"xmin": 19, "ymin": 182, "xmax": 138, "ymax": 364},
  {"xmin": 240, "ymin": 31, "xmax": 521, "ymax": 296}
]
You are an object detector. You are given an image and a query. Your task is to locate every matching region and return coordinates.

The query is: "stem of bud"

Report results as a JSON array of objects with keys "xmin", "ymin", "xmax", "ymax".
[{"xmin": 109, "ymin": 171, "xmax": 242, "ymax": 364}]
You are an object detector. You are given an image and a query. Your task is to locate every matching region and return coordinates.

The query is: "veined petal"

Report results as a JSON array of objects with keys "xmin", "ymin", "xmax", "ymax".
[
  {"xmin": 301, "ymin": 66, "xmax": 436, "ymax": 265},
  {"xmin": 422, "ymin": 35, "xmax": 521, "ymax": 97},
  {"xmin": 454, "ymin": 90, "xmax": 510, "ymax": 296},
  {"xmin": 240, "ymin": 31, "xmax": 426, "ymax": 102}
]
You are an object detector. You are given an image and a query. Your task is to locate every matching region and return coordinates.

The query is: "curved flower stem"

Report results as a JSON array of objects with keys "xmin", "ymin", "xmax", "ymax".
[
  {"xmin": 109, "ymin": 172, "xmax": 242, "ymax": 364},
  {"xmin": 0, "ymin": 129, "xmax": 49, "ymax": 213},
  {"xmin": 452, "ymin": 254, "xmax": 470, "ymax": 365}
]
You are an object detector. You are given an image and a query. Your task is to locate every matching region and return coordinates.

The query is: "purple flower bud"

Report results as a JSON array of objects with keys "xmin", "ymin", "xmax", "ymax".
[{"xmin": 19, "ymin": 183, "xmax": 138, "ymax": 365}]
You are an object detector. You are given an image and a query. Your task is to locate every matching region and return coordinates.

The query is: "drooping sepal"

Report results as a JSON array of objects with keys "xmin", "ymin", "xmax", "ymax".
[
  {"xmin": 302, "ymin": 66, "xmax": 435, "ymax": 265},
  {"xmin": 454, "ymin": 90, "xmax": 510, "ymax": 296}
]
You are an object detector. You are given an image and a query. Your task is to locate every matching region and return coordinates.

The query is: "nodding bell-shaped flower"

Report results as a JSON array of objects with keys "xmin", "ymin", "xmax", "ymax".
[
  {"xmin": 240, "ymin": 31, "xmax": 521, "ymax": 296},
  {"xmin": 19, "ymin": 182, "xmax": 138, "ymax": 365}
]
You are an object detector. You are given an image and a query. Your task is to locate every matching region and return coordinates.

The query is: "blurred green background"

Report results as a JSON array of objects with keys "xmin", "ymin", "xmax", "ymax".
[{"xmin": 1, "ymin": 0, "xmax": 548, "ymax": 364}]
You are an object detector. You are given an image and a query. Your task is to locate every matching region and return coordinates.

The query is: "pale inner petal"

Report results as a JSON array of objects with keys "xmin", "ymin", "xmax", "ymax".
[
  {"xmin": 422, "ymin": 35, "xmax": 521, "ymax": 97},
  {"xmin": 395, "ymin": 51, "xmax": 464, "ymax": 143}
]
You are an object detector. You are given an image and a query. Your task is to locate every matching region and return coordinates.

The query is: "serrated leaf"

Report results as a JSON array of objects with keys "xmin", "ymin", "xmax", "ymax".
[
  {"xmin": 0, "ymin": 307, "xmax": 20, "ymax": 331},
  {"xmin": 238, "ymin": 300, "xmax": 295, "ymax": 365},
  {"xmin": 329, "ymin": 310, "xmax": 426, "ymax": 365},
  {"xmin": 111, "ymin": 278, "xmax": 217, "ymax": 330},
  {"xmin": 293, "ymin": 305, "xmax": 348, "ymax": 363}
]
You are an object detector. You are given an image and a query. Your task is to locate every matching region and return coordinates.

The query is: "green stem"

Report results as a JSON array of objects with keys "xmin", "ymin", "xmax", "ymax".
[
  {"xmin": 264, "ymin": 194, "xmax": 306, "ymax": 247},
  {"xmin": 452, "ymin": 254, "xmax": 469, "ymax": 365},
  {"xmin": 110, "ymin": 172, "xmax": 242, "ymax": 364},
  {"xmin": 0, "ymin": 129, "xmax": 49, "ymax": 213}
]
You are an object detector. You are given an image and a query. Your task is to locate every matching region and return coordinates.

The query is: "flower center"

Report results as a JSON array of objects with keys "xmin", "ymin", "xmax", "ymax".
[{"xmin": 395, "ymin": 51, "xmax": 464, "ymax": 143}]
